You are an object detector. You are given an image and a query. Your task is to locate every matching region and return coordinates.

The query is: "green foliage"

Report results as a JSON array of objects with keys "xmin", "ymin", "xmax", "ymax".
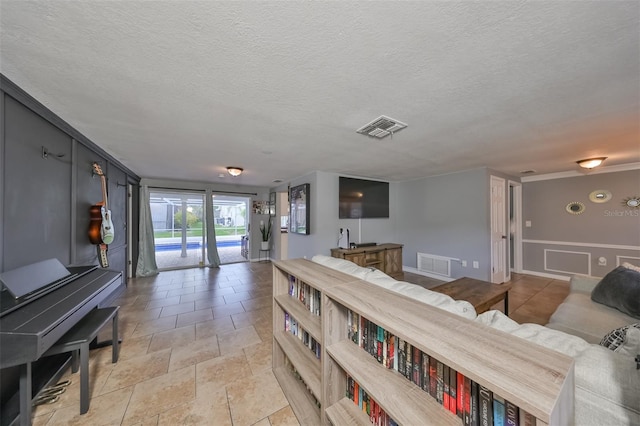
[
  {"xmin": 260, "ymin": 219, "xmax": 272, "ymax": 242},
  {"xmin": 174, "ymin": 211, "xmax": 199, "ymax": 228}
]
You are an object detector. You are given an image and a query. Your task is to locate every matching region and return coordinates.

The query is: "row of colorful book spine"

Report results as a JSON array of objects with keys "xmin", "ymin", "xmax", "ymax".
[
  {"xmin": 347, "ymin": 310, "xmax": 535, "ymax": 426},
  {"xmin": 346, "ymin": 375, "xmax": 398, "ymax": 426},
  {"xmin": 284, "ymin": 311, "xmax": 321, "ymax": 359},
  {"xmin": 288, "ymin": 275, "xmax": 321, "ymax": 315}
]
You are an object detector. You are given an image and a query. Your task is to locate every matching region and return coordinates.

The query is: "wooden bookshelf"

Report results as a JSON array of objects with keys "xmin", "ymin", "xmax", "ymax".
[
  {"xmin": 272, "ymin": 259, "xmax": 360, "ymax": 425},
  {"xmin": 273, "ymin": 259, "xmax": 575, "ymax": 426}
]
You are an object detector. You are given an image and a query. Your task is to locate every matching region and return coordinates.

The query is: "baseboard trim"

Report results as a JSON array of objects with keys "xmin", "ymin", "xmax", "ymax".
[
  {"xmin": 520, "ymin": 269, "xmax": 571, "ymax": 281},
  {"xmin": 403, "ymin": 266, "xmax": 456, "ymax": 282}
]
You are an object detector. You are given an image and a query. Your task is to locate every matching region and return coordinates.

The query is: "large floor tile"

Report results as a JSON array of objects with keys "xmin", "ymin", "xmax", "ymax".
[
  {"xmin": 168, "ymin": 335, "xmax": 220, "ymax": 371},
  {"xmin": 122, "ymin": 365, "xmax": 196, "ymax": 425},
  {"xmin": 101, "ymin": 349, "xmax": 171, "ymax": 394},
  {"xmin": 157, "ymin": 386, "xmax": 231, "ymax": 426},
  {"xmin": 45, "ymin": 386, "xmax": 133, "ymax": 426},
  {"xmin": 226, "ymin": 369, "xmax": 289, "ymax": 425}
]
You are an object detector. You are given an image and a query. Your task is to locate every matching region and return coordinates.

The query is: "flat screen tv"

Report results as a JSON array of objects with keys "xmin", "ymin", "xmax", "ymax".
[{"xmin": 339, "ymin": 177, "xmax": 389, "ymax": 219}]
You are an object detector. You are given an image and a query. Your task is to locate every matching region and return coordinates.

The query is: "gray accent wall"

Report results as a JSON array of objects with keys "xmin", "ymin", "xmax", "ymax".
[
  {"xmin": 1, "ymin": 77, "xmax": 139, "ymax": 277},
  {"xmin": 522, "ymin": 169, "xmax": 640, "ymax": 277},
  {"xmin": 396, "ymin": 168, "xmax": 492, "ymax": 281}
]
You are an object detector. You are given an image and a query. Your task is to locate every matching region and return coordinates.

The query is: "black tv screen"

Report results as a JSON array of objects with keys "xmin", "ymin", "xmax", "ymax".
[{"xmin": 339, "ymin": 177, "xmax": 389, "ymax": 219}]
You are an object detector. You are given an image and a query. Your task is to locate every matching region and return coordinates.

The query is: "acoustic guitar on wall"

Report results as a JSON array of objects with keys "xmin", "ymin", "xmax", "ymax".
[{"xmin": 89, "ymin": 162, "xmax": 114, "ymax": 267}]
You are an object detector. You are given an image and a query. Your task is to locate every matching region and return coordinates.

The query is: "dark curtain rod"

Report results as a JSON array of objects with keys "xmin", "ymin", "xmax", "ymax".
[{"xmin": 147, "ymin": 186, "xmax": 258, "ymax": 196}]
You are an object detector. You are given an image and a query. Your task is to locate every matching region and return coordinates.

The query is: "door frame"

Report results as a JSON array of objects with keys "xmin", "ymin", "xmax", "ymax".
[
  {"xmin": 508, "ymin": 180, "xmax": 523, "ymax": 277},
  {"xmin": 490, "ymin": 175, "xmax": 507, "ymax": 284}
]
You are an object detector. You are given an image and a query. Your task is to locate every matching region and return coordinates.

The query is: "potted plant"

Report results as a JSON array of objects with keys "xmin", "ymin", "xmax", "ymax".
[{"xmin": 259, "ymin": 219, "xmax": 272, "ymax": 250}]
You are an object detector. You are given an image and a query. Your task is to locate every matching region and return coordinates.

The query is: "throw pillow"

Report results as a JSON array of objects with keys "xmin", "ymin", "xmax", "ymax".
[
  {"xmin": 600, "ymin": 323, "xmax": 640, "ymax": 356},
  {"xmin": 591, "ymin": 265, "xmax": 640, "ymax": 319}
]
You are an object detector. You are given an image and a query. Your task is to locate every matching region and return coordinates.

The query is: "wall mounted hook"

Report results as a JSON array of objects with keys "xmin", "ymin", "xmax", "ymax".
[{"xmin": 42, "ymin": 146, "xmax": 65, "ymax": 159}]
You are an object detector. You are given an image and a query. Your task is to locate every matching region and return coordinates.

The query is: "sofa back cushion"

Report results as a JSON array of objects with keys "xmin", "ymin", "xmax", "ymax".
[{"xmin": 311, "ymin": 255, "xmax": 477, "ymax": 319}]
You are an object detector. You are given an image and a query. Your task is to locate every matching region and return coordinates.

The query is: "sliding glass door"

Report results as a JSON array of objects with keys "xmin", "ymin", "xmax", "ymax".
[
  {"xmin": 212, "ymin": 194, "xmax": 249, "ymax": 264},
  {"xmin": 150, "ymin": 190, "xmax": 205, "ymax": 270}
]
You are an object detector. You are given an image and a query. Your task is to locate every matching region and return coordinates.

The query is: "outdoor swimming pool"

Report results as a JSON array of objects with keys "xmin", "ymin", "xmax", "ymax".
[{"xmin": 155, "ymin": 240, "xmax": 241, "ymax": 251}]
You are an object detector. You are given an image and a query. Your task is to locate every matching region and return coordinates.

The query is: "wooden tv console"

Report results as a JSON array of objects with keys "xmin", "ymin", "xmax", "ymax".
[
  {"xmin": 330, "ymin": 243, "xmax": 403, "ymax": 279},
  {"xmin": 272, "ymin": 259, "xmax": 574, "ymax": 426}
]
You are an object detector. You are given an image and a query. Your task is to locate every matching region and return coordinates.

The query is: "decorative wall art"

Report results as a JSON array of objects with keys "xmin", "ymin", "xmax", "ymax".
[
  {"xmin": 588, "ymin": 189, "xmax": 612, "ymax": 203},
  {"xmin": 566, "ymin": 201, "xmax": 585, "ymax": 215},
  {"xmin": 290, "ymin": 183, "xmax": 310, "ymax": 235},
  {"xmin": 622, "ymin": 196, "xmax": 640, "ymax": 208},
  {"xmin": 252, "ymin": 200, "xmax": 269, "ymax": 215},
  {"xmin": 269, "ymin": 192, "xmax": 276, "ymax": 217}
]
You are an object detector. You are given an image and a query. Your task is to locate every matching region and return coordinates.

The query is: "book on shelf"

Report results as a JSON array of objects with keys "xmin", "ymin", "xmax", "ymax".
[
  {"xmin": 443, "ymin": 365, "xmax": 450, "ymax": 411},
  {"xmin": 283, "ymin": 311, "xmax": 321, "ymax": 359},
  {"xmin": 471, "ymin": 380, "xmax": 479, "ymax": 426},
  {"xmin": 288, "ymin": 277, "xmax": 321, "ymax": 316},
  {"xmin": 493, "ymin": 394, "xmax": 505, "ymax": 426},
  {"xmin": 479, "ymin": 384, "xmax": 493, "ymax": 426},
  {"xmin": 457, "ymin": 371, "xmax": 465, "ymax": 419},
  {"xmin": 519, "ymin": 409, "xmax": 536, "ymax": 426},
  {"xmin": 505, "ymin": 399, "xmax": 519, "ymax": 426},
  {"xmin": 421, "ymin": 351, "xmax": 430, "ymax": 392},
  {"xmin": 436, "ymin": 360, "xmax": 444, "ymax": 405},
  {"xmin": 429, "ymin": 356, "xmax": 438, "ymax": 399},
  {"xmin": 463, "ymin": 375, "xmax": 471, "ymax": 426},
  {"xmin": 346, "ymin": 375, "xmax": 399, "ymax": 426},
  {"xmin": 449, "ymin": 368, "xmax": 457, "ymax": 415}
]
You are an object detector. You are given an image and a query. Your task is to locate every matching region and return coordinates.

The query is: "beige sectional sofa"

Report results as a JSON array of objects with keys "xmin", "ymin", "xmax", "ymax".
[
  {"xmin": 311, "ymin": 255, "xmax": 640, "ymax": 426},
  {"xmin": 546, "ymin": 274, "xmax": 637, "ymax": 344}
]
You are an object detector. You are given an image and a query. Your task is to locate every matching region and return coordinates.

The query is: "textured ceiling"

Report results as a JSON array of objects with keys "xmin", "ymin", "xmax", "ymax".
[{"xmin": 1, "ymin": 1, "xmax": 639, "ymax": 186}]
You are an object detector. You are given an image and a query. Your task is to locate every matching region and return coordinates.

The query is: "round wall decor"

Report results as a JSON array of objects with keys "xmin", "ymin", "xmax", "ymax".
[
  {"xmin": 622, "ymin": 196, "xmax": 640, "ymax": 208},
  {"xmin": 588, "ymin": 189, "xmax": 612, "ymax": 203},
  {"xmin": 566, "ymin": 201, "xmax": 585, "ymax": 215}
]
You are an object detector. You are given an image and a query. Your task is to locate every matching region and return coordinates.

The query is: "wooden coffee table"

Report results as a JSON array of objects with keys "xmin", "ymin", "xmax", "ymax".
[{"xmin": 431, "ymin": 277, "xmax": 512, "ymax": 315}]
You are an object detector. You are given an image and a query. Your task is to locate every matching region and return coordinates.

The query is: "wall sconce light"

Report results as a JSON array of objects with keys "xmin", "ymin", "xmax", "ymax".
[
  {"xmin": 226, "ymin": 167, "xmax": 243, "ymax": 177},
  {"xmin": 576, "ymin": 157, "xmax": 607, "ymax": 169}
]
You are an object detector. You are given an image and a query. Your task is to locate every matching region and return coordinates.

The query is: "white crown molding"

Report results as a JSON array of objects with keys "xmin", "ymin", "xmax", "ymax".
[{"xmin": 521, "ymin": 162, "xmax": 640, "ymax": 182}]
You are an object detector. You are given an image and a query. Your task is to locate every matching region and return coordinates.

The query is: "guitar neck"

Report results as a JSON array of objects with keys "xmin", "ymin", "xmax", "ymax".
[{"xmin": 100, "ymin": 174, "xmax": 109, "ymax": 210}]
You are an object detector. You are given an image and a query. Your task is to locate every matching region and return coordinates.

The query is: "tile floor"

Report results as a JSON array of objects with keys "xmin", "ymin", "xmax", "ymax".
[{"xmin": 30, "ymin": 264, "xmax": 569, "ymax": 425}]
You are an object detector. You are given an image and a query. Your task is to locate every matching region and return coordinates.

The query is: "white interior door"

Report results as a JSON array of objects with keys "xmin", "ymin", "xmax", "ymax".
[{"xmin": 490, "ymin": 176, "xmax": 507, "ymax": 283}]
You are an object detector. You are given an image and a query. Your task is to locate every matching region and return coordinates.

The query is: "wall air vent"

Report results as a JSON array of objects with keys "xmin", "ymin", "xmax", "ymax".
[{"xmin": 356, "ymin": 115, "xmax": 407, "ymax": 139}]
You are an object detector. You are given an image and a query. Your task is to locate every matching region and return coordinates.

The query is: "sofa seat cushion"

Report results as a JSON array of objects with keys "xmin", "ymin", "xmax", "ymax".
[
  {"xmin": 476, "ymin": 310, "xmax": 640, "ymax": 425},
  {"xmin": 546, "ymin": 292, "xmax": 635, "ymax": 344}
]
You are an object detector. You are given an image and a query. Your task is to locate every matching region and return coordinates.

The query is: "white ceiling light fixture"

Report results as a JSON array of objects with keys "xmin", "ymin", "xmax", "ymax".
[
  {"xmin": 576, "ymin": 157, "xmax": 607, "ymax": 169},
  {"xmin": 226, "ymin": 167, "xmax": 243, "ymax": 177},
  {"xmin": 356, "ymin": 115, "xmax": 407, "ymax": 139}
]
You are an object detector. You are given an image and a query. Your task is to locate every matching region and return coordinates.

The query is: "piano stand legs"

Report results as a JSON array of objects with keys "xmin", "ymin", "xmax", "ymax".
[
  {"xmin": 42, "ymin": 306, "xmax": 120, "ymax": 415},
  {"xmin": 19, "ymin": 363, "xmax": 32, "ymax": 426}
]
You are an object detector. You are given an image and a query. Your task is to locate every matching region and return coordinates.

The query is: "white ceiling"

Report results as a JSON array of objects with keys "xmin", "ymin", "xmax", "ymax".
[{"xmin": 1, "ymin": 1, "xmax": 639, "ymax": 187}]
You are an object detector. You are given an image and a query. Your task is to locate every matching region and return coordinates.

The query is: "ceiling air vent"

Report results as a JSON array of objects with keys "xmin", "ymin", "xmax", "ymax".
[{"xmin": 356, "ymin": 115, "xmax": 407, "ymax": 139}]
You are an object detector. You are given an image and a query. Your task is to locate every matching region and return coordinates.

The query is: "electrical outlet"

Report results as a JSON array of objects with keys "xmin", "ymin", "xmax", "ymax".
[
  {"xmin": 525, "ymin": 220, "xmax": 532, "ymax": 227},
  {"xmin": 598, "ymin": 257, "xmax": 607, "ymax": 266},
  {"xmin": 473, "ymin": 261, "xmax": 479, "ymax": 269},
  {"xmin": 461, "ymin": 260, "xmax": 467, "ymax": 267}
]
